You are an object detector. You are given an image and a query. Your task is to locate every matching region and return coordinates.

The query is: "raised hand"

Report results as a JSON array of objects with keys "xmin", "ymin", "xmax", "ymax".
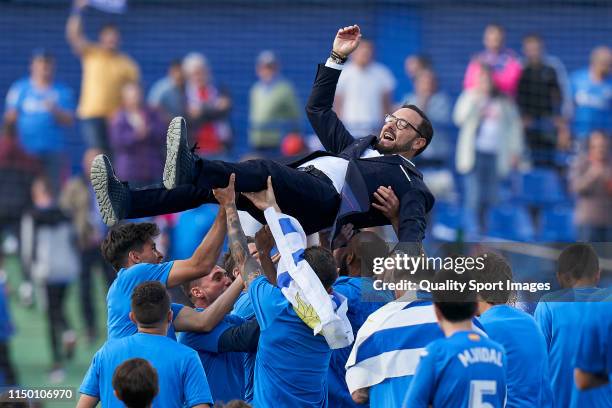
[
  {"xmin": 213, "ymin": 173, "xmax": 236, "ymax": 207},
  {"xmin": 242, "ymin": 176, "xmax": 279, "ymax": 211},
  {"xmin": 332, "ymin": 25, "xmax": 362, "ymax": 58}
]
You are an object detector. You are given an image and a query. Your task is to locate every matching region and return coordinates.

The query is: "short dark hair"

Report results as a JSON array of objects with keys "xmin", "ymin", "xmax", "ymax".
[
  {"xmin": 400, "ymin": 104, "xmax": 434, "ymax": 156},
  {"xmin": 432, "ymin": 268, "xmax": 477, "ymax": 322},
  {"xmin": 348, "ymin": 231, "xmax": 389, "ymax": 278},
  {"xmin": 523, "ymin": 33, "xmax": 542, "ymax": 43},
  {"xmin": 101, "ymin": 223, "xmax": 160, "ymax": 271},
  {"xmin": 131, "ymin": 281, "xmax": 170, "ymax": 327},
  {"xmin": 223, "ymin": 400, "xmax": 252, "ymax": 408},
  {"xmin": 558, "ymin": 244, "xmax": 599, "ymax": 284},
  {"xmin": 304, "ymin": 247, "xmax": 338, "ymax": 290},
  {"xmin": 471, "ymin": 252, "xmax": 513, "ymax": 304},
  {"xmin": 112, "ymin": 358, "xmax": 158, "ymax": 408}
]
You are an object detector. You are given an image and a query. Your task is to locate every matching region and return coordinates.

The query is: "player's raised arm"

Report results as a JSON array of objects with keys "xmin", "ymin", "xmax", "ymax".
[
  {"xmin": 214, "ymin": 174, "xmax": 263, "ymax": 287},
  {"xmin": 168, "ymin": 207, "xmax": 227, "ymax": 288}
]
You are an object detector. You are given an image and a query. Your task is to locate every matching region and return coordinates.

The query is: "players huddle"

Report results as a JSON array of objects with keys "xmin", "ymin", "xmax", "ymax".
[{"xmin": 76, "ymin": 25, "xmax": 611, "ymax": 408}]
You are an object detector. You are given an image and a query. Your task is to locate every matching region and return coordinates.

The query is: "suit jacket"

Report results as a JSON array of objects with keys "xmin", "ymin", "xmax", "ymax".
[{"xmin": 284, "ymin": 64, "xmax": 435, "ymax": 243}]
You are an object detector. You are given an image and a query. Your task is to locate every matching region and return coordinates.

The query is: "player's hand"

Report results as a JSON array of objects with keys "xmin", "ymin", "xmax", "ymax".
[
  {"xmin": 213, "ymin": 173, "xmax": 236, "ymax": 207},
  {"xmin": 242, "ymin": 176, "xmax": 279, "ymax": 211},
  {"xmin": 372, "ymin": 186, "xmax": 399, "ymax": 224},
  {"xmin": 255, "ymin": 225, "xmax": 275, "ymax": 254},
  {"xmin": 333, "ymin": 25, "xmax": 361, "ymax": 58}
]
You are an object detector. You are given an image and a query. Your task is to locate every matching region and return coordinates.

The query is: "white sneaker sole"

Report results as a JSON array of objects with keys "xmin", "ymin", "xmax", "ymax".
[
  {"xmin": 163, "ymin": 117, "xmax": 186, "ymax": 190},
  {"xmin": 90, "ymin": 155, "xmax": 118, "ymax": 226}
]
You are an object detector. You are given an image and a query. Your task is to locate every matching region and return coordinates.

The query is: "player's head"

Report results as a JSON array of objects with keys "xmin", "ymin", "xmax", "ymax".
[
  {"xmin": 483, "ymin": 23, "xmax": 505, "ymax": 52},
  {"xmin": 376, "ymin": 104, "xmax": 433, "ymax": 157},
  {"xmin": 129, "ymin": 281, "xmax": 171, "ymax": 330},
  {"xmin": 432, "ymin": 268, "xmax": 477, "ymax": 326},
  {"xmin": 101, "ymin": 223, "xmax": 163, "ymax": 271},
  {"xmin": 471, "ymin": 252, "xmax": 513, "ymax": 307},
  {"xmin": 304, "ymin": 246, "xmax": 338, "ymax": 291},
  {"xmin": 345, "ymin": 231, "xmax": 388, "ymax": 278},
  {"xmin": 352, "ymin": 39, "xmax": 374, "ymax": 67},
  {"xmin": 168, "ymin": 59, "xmax": 184, "ymax": 84},
  {"xmin": 414, "ymin": 69, "xmax": 438, "ymax": 97},
  {"xmin": 99, "ymin": 23, "xmax": 120, "ymax": 51},
  {"xmin": 112, "ymin": 358, "xmax": 159, "ymax": 408},
  {"xmin": 183, "ymin": 265, "xmax": 231, "ymax": 308},
  {"xmin": 557, "ymin": 244, "xmax": 600, "ymax": 288},
  {"xmin": 223, "ymin": 401, "xmax": 252, "ymax": 408},
  {"xmin": 30, "ymin": 49, "xmax": 55, "ymax": 82},
  {"xmin": 223, "ymin": 236, "xmax": 258, "ymax": 279}
]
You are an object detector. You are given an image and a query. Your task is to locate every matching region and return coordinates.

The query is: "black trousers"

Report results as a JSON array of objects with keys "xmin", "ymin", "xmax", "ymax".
[
  {"xmin": 80, "ymin": 247, "xmax": 116, "ymax": 332},
  {"xmin": 128, "ymin": 158, "xmax": 340, "ymax": 235},
  {"xmin": 45, "ymin": 283, "xmax": 70, "ymax": 365},
  {"xmin": 0, "ymin": 341, "xmax": 17, "ymax": 386}
]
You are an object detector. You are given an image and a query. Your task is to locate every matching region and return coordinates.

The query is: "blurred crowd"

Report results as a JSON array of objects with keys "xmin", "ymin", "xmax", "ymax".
[{"xmin": 0, "ymin": 0, "xmax": 611, "ymax": 386}]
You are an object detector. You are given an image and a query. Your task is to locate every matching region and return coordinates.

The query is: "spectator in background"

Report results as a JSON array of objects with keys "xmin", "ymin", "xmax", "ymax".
[
  {"xmin": 109, "ymin": 82, "xmax": 166, "ymax": 186},
  {"xmin": 0, "ymin": 122, "xmax": 40, "ymax": 306},
  {"xmin": 569, "ymin": 130, "xmax": 612, "ymax": 242},
  {"xmin": 402, "ymin": 69, "xmax": 452, "ymax": 166},
  {"xmin": 570, "ymin": 46, "xmax": 612, "ymax": 144},
  {"xmin": 112, "ymin": 358, "xmax": 159, "ymax": 408},
  {"xmin": 403, "ymin": 54, "xmax": 432, "ymax": 94},
  {"xmin": 60, "ymin": 148, "xmax": 115, "ymax": 343},
  {"xmin": 335, "ymin": 39, "xmax": 396, "ymax": 136},
  {"xmin": 21, "ymin": 176, "xmax": 79, "ymax": 383},
  {"xmin": 518, "ymin": 34, "xmax": 570, "ymax": 166},
  {"xmin": 66, "ymin": 0, "xmax": 140, "ymax": 152},
  {"xmin": 183, "ymin": 52, "xmax": 232, "ymax": 155},
  {"xmin": 248, "ymin": 51, "xmax": 300, "ymax": 155},
  {"xmin": 463, "ymin": 24, "xmax": 522, "ymax": 97},
  {"xmin": 4, "ymin": 50, "xmax": 74, "ymax": 193},
  {"xmin": 535, "ymin": 244, "xmax": 612, "ymax": 407},
  {"xmin": 148, "ymin": 59, "xmax": 186, "ymax": 120},
  {"xmin": 454, "ymin": 64, "xmax": 524, "ymax": 233}
]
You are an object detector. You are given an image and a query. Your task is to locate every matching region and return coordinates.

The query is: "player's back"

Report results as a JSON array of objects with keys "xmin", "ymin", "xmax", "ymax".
[{"xmin": 405, "ymin": 330, "xmax": 506, "ymax": 408}]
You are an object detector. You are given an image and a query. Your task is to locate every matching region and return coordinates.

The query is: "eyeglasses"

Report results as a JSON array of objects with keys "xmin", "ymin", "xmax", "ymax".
[{"xmin": 384, "ymin": 114, "xmax": 425, "ymax": 139}]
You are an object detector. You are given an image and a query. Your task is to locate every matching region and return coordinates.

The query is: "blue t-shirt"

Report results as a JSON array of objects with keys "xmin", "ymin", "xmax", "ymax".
[
  {"xmin": 5, "ymin": 78, "xmax": 74, "ymax": 154},
  {"xmin": 535, "ymin": 287, "xmax": 612, "ymax": 408},
  {"xmin": 80, "ymin": 333, "xmax": 212, "ymax": 408},
  {"xmin": 574, "ymin": 289, "xmax": 612, "ymax": 407},
  {"xmin": 178, "ymin": 309, "xmax": 246, "ymax": 404},
  {"xmin": 328, "ymin": 277, "xmax": 393, "ymax": 408},
  {"xmin": 570, "ymin": 69, "xmax": 612, "ymax": 139},
  {"xmin": 106, "ymin": 262, "xmax": 173, "ymax": 339},
  {"xmin": 233, "ymin": 291, "xmax": 256, "ymax": 320},
  {"xmin": 405, "ymin": 330, "xmax": 506, "ymax": 408},
  {"xmin": 480, "ymin": 304, "xmax": 553, "ymax": 408},
  {"xmin": 249, "ymin": 275, "xmax": 331, "ymax": 408}
]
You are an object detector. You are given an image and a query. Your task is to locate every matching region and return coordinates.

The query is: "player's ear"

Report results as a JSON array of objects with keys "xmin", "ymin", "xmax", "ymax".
[
  {"xmin": 128, "ymin": 311, "xmax": 136, "ymax": 324},
  {"xmin": 128, "ymin": 249, "xmax": 140, "ymax": 265},
  {"xmin": 167, "ymin": 309, "xmax": 173, "ymax": 324}
]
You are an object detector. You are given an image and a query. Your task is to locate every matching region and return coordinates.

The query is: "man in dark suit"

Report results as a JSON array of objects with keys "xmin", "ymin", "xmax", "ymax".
[{"xmin": 91, "ymin": 25, "xmax": 434, "ymax": 243}]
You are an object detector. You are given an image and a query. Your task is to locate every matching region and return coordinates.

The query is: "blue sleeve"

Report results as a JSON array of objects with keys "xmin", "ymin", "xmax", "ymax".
[
  {"xmin": 79, "ymin": 351, "xmax": 101, "ymax": 397},
  {"xmin": 248, "ymin": 276, "xmax": 282, "ymax": 331},
  {"xmin": 534, "ymin": 302, "xmax": 552, "ymax": 349},
  {"xmin": 171, "ymin": 303, "xmax": 185, "ymax": 322},
  {"xmin": 183, "ymin": 350, "xmax": 213, "ymax": 407},
  {"xmin": 131, "ymin": 261, "xmax": 173, "ymax": 287},
  {"xmin": 404, "ymin": 345, "xmax": 437, "ymax": 408}
]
